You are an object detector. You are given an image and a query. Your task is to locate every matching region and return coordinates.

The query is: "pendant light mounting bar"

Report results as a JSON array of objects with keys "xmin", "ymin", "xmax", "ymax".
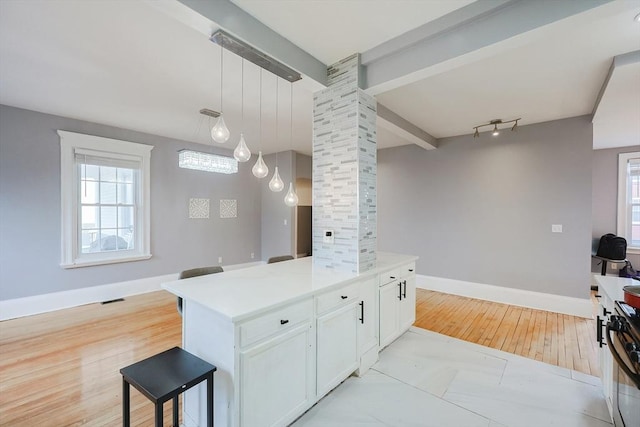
[
  {"xmin": 199, "ymin": 108, "xmax": 221, "ymax": 118},
  {"xmin": 210, "ymin": 30, "xmax": 302, "ymax": 83}
]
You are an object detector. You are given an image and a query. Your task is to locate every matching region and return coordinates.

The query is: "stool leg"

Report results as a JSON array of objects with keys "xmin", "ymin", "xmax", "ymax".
[
  {"xmin": 207, "ymin": 373, "xmax": 214, "ymax": 427},
  {"xmin": 155, "ymin": 402, "xmax": 163, "ymax": 427},
  {"xmin": 122, "ymin": 378, "xmax": 130, "ymax": 427},
  {"xmin": 601, "ymin": 260, "xmax": 607, "ymax": 276},
  {"xmin": 173, "ymin": 395, "xmax": 178, "ymax": 427}
]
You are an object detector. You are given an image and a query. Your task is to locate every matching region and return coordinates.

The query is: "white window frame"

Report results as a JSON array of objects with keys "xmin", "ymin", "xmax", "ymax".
[
  {"xmin": 59, "ymin": 130, "xmax": 153, "ymax": 268},
  {"xmin": 617, "ymin": 151, "xmax": 640, "ymax": 254}
]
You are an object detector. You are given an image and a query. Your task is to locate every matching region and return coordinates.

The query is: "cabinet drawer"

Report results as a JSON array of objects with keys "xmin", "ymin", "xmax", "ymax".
[
  {"xmin": 403, "ymin": 262, "xmax": 416, "ymax": 276},
  {"xmin": 379, "ymin": 268, "xmax": 401, "ymax": 286},
  {"xmin": 239, "ymin": 299, "xmax": 313, "ymax": 348},
  {"xmin": 378, "ymin": 263, "xmax": 415, "ymax": 286},
  {"xmin": 315, "ymin": 282, "xmax": 359, "ymax": 315}
]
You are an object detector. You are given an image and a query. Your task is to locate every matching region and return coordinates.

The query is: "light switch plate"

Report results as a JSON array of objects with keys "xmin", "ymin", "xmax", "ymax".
[
  {"xmin": 552, "ymin": 224, "xmax": 563, "ymax": 233},
  {"xmin": 323, "ymin": 230, "xmax": 334, "ymax": 244}
]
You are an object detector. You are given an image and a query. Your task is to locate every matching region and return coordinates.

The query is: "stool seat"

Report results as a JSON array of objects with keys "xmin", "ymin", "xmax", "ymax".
[{"xmin": 120, "ymin": 347, "xmax": 216, "ymax": 427}]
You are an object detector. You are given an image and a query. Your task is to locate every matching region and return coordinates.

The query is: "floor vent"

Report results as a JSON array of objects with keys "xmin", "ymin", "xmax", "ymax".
[{"xmin": 101, "ymin": 298, "xmax": 125, "ymax": 305}]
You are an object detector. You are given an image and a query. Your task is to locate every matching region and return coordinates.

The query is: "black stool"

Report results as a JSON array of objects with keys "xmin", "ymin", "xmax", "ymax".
[{"xmin": 120, "ymin": 346, "xmax": 216, "ymax": 427}]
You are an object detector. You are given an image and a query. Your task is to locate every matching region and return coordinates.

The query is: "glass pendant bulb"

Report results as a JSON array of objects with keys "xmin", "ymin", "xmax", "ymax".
[
  {"xmin": 284, "ymin": 182, "xmax": 299, "ymax": 207},
  {"xmin": 252, "ymin": 151, "xmax": 269, "ymax": 178},
  {"xmin": 234, "ymin": 133, "xmax": 251, "ymax": 162},
  {"xmin": 269, "ymin": 166, "xmax": 284, "ymax": 192},
  {"xmin": 211, "ymin": 114, "xmax": 230, "ymax": 143}
]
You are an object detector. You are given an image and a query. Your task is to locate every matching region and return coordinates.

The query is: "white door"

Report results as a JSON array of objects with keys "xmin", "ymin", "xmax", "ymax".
[
  {"xmin": 357, "ymin": 277, "xmax": 378, "ymax": 354},
  {"xmin": 379, "ymin": 280, "xmax": 401, "ymax": 349},
  {"xmin": 399, "ymin": 275, "xmax": 416, "ymax": 332},
  {"xmin": 240, "ymin": 323, "xmax": 313, "ymax": 427},
  {"xmin": 316, "ymin": 302, "xmax": 358, "ymax": 397}
]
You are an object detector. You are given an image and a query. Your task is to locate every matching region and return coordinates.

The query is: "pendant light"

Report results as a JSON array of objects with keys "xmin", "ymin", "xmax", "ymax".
[
  {"xmin": 252, "ymin": 69, "xmax": 269, "ymax": 178},
  {"xmin": 252, "ymin": 152, "xmax": 268, "ymax": 178},
  {"xmin": 269, "ymin": 166, "xmax": 284, "ymax": 192},
  {"xmin": 284, "ymin": 182, "xmax": 299, "ymax": 206},
  {"xmin": 233, "ymin": 58, "xmax": 251, "ymax": 162},
  {"xmin": 211, "ymin": 44, "xmax": 230, "ymax": 143},
  {"xmin": 284, "ymin": 82, "xmax": 298, "ymax": 207},
  {"xmin": 269, "ymin": 78, "xmax": 284, "ymax": 192}
]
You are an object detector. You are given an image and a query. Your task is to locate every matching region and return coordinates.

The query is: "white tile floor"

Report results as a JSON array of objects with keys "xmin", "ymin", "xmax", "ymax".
[{"xmin": 292, "ymin": 327, "xmax": 612, "ymax": 427}]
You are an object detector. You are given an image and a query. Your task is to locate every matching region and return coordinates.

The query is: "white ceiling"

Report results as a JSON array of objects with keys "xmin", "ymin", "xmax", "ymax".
[
  {"xmin": 375, "ymin": 0, "xmax": 640, "ymax": 146},
  {"xmin": 0, "ymin": 0, "xmax": 639, "ymax": 155},
  {"xmin": 230, "ymin": 0, "xmax": 475, "ymax": 65},
  {"xmin": 0, "ymin": 0, "xmax": 317, "ymax": 155}
]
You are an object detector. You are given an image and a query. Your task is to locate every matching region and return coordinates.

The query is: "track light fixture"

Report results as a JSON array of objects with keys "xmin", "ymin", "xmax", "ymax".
[{"xmin": 473, "ymin": 118, "xmax": 520, "ymax": 138}]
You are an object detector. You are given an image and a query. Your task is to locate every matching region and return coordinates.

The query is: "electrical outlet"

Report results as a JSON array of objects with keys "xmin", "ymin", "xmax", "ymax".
[
  {"xmin": 284, "ymin": 219, "xmax": 288, "ymax": 226},
  {"xmin": 250, "ymin": 252, "xmax": 255, "ymax": 259},
  {"xmin": 551, "ymin": 224, "xmax": 563, "ymax": 233},
  {"xmin": 218, "ymin": 256, "xmax": 223, "ymax": 264}
]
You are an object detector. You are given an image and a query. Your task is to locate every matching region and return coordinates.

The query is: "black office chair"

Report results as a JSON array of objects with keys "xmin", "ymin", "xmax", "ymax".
[
  {"xmin": 177, "ymin": 266, "xmax": 224, "ymax": 315},
  {"xmin": 267, "ymin": 255, "xmax": 294, "ymax": 264}
]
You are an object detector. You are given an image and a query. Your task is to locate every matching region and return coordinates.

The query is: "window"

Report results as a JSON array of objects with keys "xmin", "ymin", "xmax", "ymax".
[
  {"xmin": 617, "ymin": 151, "xmax": 640, "ymax": 252},
  {"xmin": 59, "ymin": 131, "xmax": 153, "ymax": 268}
]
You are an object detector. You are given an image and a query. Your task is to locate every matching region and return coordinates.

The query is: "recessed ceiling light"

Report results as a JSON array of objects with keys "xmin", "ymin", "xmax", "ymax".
[{"xmin": 635, "ymin": 12, "xmax": 640, "ymax": 22}]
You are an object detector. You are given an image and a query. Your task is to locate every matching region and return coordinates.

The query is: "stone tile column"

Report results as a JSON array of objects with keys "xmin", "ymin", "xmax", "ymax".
[{"xmin": 312, "ymin": 54, "xmax": 377, "ymax": 273}]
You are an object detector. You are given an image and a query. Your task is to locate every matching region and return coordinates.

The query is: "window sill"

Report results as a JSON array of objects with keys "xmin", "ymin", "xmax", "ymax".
[
  {"xmin": 60, "ymin": 254, "xmax": 152, "ymax": 269},
  {"xmin": 627, "ymin": 247, "xmax": 640, "ymax": 256}
]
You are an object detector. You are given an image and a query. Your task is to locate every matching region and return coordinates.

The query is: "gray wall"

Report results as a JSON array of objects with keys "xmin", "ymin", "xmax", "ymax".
[
  {"xmin": 378, "ymin": 116, "xmax": 593, "ymax": 299},
  {"xmin": 592, "ymin": 146, "xmax": 640, "ymax": 274},
  {"xmin": 0, "ymin": 105, "xmax": 262, "ymax": 300},
  {"xmin": 295, "ymin": 152, "xmax": 312, "ymax": 180},
  {"xmin": 260, "ymin": 151, "xmax": 295, "ymax": 261}
]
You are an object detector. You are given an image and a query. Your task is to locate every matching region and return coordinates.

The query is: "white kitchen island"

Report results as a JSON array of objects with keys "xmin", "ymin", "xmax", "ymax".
[{"xmin": 162, "ymin": 252, "xmax": 417, "ymax": 427}]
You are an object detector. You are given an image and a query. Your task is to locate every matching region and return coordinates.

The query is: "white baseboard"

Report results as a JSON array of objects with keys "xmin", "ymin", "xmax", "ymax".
[
  {"xmin": 0, "ymin": 261, "xmax": 265, "ymax": 321},
  {"xmin": 416, "ymin": 275, "xmax": 593, "ymax": 318}
]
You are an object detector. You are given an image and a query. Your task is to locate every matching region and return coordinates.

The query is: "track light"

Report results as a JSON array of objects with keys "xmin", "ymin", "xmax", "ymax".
[{"xmin": 473, "ymin": 118, "xmax": 521, "ymax": 138}]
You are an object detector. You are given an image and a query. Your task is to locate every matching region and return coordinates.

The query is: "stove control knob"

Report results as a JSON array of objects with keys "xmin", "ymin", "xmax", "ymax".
[{"xmin": 609, "ymin": 316, "xmax": 627, "ymax": 332}]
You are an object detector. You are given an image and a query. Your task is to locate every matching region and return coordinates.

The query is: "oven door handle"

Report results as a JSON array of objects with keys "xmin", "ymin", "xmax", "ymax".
[{"xmin": 605, "ymin": 322, "xmax": 640, "ymax": 389}]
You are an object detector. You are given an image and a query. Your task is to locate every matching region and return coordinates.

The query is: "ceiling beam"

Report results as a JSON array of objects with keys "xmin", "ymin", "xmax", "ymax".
[
  {"xmin": 362, "ymin": 0, "xmax": 614, "ymax": 95},
  {"xmin": 377, "ymin": 104, "xmax": 438, "ymax": 150},
  {"xmin": 176, "ymin": 0, "xmax": 328, "ymax": 86},
  {"xmin": 592, "ymin": 50, "xmax": 640, "ymax": 119}
]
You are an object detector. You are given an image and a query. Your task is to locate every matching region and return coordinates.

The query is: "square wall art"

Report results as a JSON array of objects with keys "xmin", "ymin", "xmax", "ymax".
[
  {"xmin": 189, "ymin": 198, "xmax": 210, "ymax": 219},
  {"xmin": 220, "ymin": 199, "xmax": 237, "ymax": 218}
]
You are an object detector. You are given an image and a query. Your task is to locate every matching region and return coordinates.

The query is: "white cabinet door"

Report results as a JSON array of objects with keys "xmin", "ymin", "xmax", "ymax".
[
  {"xmin": 240, "ymin": 323, "xmax": 314, "ymax": 427},
  {"xmin": 598, "ymin": 296, "xmax": 614, "ymax": 414},
  {"xmin": 399, "ymin": 274, "xmax": 416, "ymax": 332},
  {"xmin": 316, "ymin": 302, "xmax": 358, "ymax": 397},
  {"xmin": 357, "ymin": 277, "xmax": 378, "ymax": 355},
  {"xmin": 379, "ymin": 280, "xmax": 401, "ymax": 349}
]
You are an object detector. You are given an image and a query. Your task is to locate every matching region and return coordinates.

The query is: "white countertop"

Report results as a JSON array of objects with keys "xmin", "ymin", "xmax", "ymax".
[
  {"xmin": 162, "ymin": 251, "xmax": 417, "ymax": 322},
  {"xmin": 595, "ymin": 275, "xmax": 637, "ymax": 302}
]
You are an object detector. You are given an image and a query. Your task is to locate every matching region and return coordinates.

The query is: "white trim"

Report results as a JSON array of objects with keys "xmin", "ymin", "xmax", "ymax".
[
  {"xmin": 58, "ymin": 130, "xmax": 153, "ymax": 268},
  {"xmin": 0, "ymin": 261, "xmax": 265, "ymax": 321},
  {"xmin": 416, "ymin": 274, "xmax": 593, "ymax": 318},
  {"xmin": 617, "ymin": 151, "xmax": 640, "ymax": 244}
]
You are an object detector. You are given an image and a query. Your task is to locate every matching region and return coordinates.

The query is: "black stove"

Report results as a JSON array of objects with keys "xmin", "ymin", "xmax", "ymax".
[
  {"xmin": 615, "ymin": 301, "xmax": 640, "ymax": 344},
  {"xmin": 610, "ymin": 302, "xmax": 640, "ymax": 426}
]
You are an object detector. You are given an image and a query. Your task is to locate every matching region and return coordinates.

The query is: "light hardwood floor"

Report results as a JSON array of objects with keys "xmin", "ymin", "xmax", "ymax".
[
  {"xmin": 0, "ymin": 291, "xmax": 182, "ymax": 426},
  {"xmin": 0, "ymin": 289, "xmax": 600, "ymax": 425},
  {"xmin": 414, "ymin": 288, "xmax": 600, "ymax": 377}
]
